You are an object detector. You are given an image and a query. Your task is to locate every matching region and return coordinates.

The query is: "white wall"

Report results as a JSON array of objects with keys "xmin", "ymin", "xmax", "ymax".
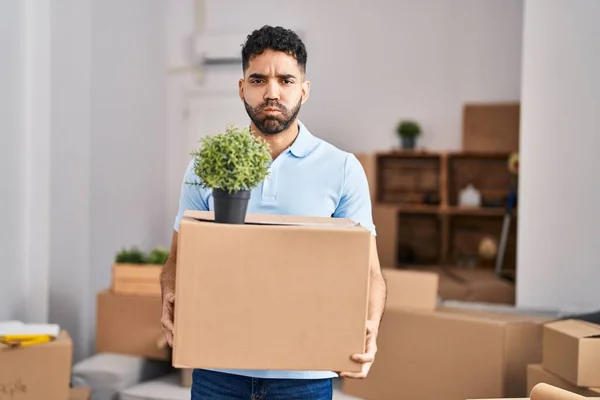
[
  {"xmin": 48, "ymin": 0, "xmax": 168, "ymax": 361},
  {"xmin": 0, "ymin": 0, "xmax": 51, "ymax": 324},
  {"xmin": 167, "ymin": 0, "xmax": 523, "ymax": 149},
  {"xmin": 88, "ymin": 0, "xmax": 168, "ymax": 308},
  {"xmin": 517, "ymin": 0, "xmax": 600, "ymax": 314},
  {"xmin": 0, "ymin": 0, "xmax": 28, "ymax": 321}
]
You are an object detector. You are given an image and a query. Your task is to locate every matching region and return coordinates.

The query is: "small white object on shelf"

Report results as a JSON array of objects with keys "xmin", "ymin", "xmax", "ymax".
[{"xmin": 458, "ymin": 184, "xmax": 481, "ymax": 207}]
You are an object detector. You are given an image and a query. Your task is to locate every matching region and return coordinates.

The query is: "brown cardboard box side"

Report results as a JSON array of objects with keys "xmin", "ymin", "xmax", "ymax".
[
  {"xmin": 69, "ymin": 386, "xmax": 91, "ymax": 400},
  {"xmin": 373, "ymin": 206, "xmax": 398, "ymax": 268},
  {"xmin": 173, "ymin": 212, "xmax": 372, "ymax": 372},
  {"xmin": 543, "ymin": 320, "xmax": 600, "ymax": 387},
  {"xmin": 0, "ymin": 331, "xmax": 73, "ymax": 400},
  {"xmin": 181, "ymin": 368, "xmax": 193, "ymax": 387},
  {"xmin": 355, "ymin": 152, "xmax": 377, "ymax": 203},
  {"xmin": 462, "ymin": 102, "xmax": 520, "ymax": 153},
  {"xmin": 344, "ymin": 307, "xmax": 549, "ymax": 400},
  {"xmin": 527, "ymin": 364, "xmax": 600, "ymax": 397},
  {"xmin": 381, "ymin": 269, "xmax": 439, "ymax": 311},
  {"xmin": 418, "ymin": 267, "xmax": 515, "ymax": 305},
  {"xmin": 96, "ymin": 289, "xmax": 170, "ymax": 361},
  {"xmin": 111, "ymin": 263, "xmax": 162, "ymax": 297}
]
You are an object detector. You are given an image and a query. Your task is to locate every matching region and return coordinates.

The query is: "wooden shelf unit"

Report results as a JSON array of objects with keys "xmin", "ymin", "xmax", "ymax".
[{"xmin": 368, "ymin": 150, "xmax": 517, "ymax": 271}]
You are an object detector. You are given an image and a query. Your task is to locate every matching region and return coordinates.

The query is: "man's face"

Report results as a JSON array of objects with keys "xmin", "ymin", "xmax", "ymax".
[{"xmin": 239, "ymin": 49, "xmax": 310, "ymax": 134}]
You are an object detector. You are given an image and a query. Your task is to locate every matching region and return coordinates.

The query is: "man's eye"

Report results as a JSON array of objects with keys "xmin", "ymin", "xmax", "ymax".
[
  {"xmin": 283, "ymin": 80, "xmax": 293, "ymax": 84},
  {"xmin": 251, "ymin": 79, "xmax": 264, "ymax": 84}
]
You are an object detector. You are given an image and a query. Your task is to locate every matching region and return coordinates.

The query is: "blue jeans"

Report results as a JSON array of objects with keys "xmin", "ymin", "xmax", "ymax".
[{"xmin": 191, "ymin": 369, "xmax": 333, "ymax": 400}]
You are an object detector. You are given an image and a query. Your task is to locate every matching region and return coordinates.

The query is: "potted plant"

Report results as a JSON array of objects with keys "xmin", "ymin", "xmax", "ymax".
[
  {"xmin": 396, "ymin": 120, "xmax": 421, "ymax": 150},
  {"xmin": 111, "ymin": 246, "xmax": 169, "ymax": 297},
  {"xmin": 188, "ymin": 124, "xmax": 271, "ymax": 224}
]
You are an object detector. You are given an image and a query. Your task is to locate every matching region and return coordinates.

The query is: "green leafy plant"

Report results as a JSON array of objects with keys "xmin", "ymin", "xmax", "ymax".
[
  {"xmin": 396, "ymin": 120, "xmax": 421, "ymax": 138},
  {"xmin": 115, "ymin": 247, "xmax": 147, "ymax": 264},
  {"xmin": 188, "ymin": 125, "xmax": 271, "ymax": 193},
  {"xmin": 147, "ymin": 246, "xmax": 169, "ymax": 265}
]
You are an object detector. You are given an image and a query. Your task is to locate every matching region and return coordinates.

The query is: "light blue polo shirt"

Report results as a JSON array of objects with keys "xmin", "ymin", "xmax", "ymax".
[{"xmin": 173, "ymin": 120, "xmax": 376, "ymax": 380}]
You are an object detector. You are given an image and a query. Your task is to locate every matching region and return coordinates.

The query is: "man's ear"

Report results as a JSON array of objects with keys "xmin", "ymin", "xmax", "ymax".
[
  {"xmin": 301, "ymin": 79, "xmax": 310, "ymax": 105},
  {"xmin": 238, "ymin": 78, "xmax": 244, "ymax": 101}
]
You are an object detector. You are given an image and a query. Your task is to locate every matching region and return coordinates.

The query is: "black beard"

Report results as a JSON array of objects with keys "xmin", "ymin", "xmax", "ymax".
[{"xmin": 243, "ymin": 97, "xmax": 302, "ymax": 135}]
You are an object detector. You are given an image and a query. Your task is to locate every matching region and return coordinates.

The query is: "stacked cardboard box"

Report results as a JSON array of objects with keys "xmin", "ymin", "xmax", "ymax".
[
  {"xmin": 342, "ymin": 268, "xmax": 553, "ymax": 400},
  {"xmin": 525, "ymin": 319, "xmax": 600, "ymax": 397},
  {"xmin": 0, "ymin": 330, "xmax": 78, "ymax": 400},
  {"xmin": 97, "ymin": 262, "xmax": 192, "ymax": 386}
]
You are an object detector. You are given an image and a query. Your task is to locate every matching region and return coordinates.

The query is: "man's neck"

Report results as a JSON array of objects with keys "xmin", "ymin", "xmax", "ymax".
[{"xmin": 251, "ymin": 120, "xmax": 299, "ymax": 160}]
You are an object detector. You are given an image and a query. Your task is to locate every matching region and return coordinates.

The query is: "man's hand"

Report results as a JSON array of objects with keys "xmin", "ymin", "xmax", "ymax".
[
  {"xmin": 339, "ymin": 320, "xmax": 378, "ymax": 379},
  {"xmin": 161, "ymin": 291, "xmax": 176, "ymax": 347}
]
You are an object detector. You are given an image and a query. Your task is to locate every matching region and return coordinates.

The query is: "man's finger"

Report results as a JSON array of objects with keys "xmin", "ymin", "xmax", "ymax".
[
  {"xmin": 351, "ymin": 353, "xmax": 375, "ymax": 363},
  {"xmin": 161, "ymin": 317, "xmax": 175, "ymax": 333},
  {"xmin": 339, "ymin": 371, "xmax": 367, "ymax": 379},
  {"xmin": 164, "ymin": 292, "xmax": 175, "ymax": 303}
]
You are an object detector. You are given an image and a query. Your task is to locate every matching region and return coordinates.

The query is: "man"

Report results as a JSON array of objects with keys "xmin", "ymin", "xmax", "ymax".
[{"xmin": 161, "ymin": 25, "xmax": 387, "ymax": 400}]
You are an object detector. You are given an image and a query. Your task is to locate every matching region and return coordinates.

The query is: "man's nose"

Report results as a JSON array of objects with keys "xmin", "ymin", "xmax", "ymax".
[{"xmin": 264, "ymin": 81, "xmax": 280, "ymax": 100}]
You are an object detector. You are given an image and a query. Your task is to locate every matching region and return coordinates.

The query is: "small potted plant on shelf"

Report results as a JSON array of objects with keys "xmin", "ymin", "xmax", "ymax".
[
  {"xmin": 396, "ymin": 120, "xmax": 421, "ymax": 150},
  {"xmin": 188, "ymin": 124, "xmax": 271, "ymax": 224},
  {"xmin": 111, "ymin": 246, "xmax": 169, "ymax": 297}
]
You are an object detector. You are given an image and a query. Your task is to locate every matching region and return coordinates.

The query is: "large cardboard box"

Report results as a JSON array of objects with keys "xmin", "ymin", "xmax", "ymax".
[
  {"xmin": 173, "ymin": 211, "xmax": 372, "ymax": 372},
  {"xmin": 0, "ymin": 331, "xmax": 73, "ymax": 400},
  {"xmin": 96, "ymin": 290, "xmax": 170, "ymax": 361},
  {"xmin": 343, "ymin": 307, "xmax": 549, "ymax": 400},
  {"xmin": 527, "ymin": 364, "xmax": 600, "ymax": 397},
  {"xmin": 542, "ymin": 320, "xmax": 600, "ymax": 387},
  {"xmin": 343, "ymin": 269, "xmax": 549, "ymax": 400}
]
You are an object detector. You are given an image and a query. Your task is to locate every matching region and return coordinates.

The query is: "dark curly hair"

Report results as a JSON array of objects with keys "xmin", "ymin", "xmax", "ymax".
[{"xmin": 241, "ymin": 25, "xmax": 307, "ymax": 74}]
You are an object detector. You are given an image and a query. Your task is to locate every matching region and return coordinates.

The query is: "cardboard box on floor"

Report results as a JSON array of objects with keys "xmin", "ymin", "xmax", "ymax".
[
  {"xmin": 469, "ymin": 381, "xmax": 600, "ymax": 400},
  {"xmin": 343, "ymin": 269, "xmax": 551, "ymax": 400},
  {"xmin": 0, "ymin": 331, "xmax": 72, "ymax": 400},
  {"xmin": 542, "ymin": 320, "xmax": 600, "ymax": 387},
  {"xmin": 96, "ymin": 289, "xmax": 170, "ymax": 361},
  {"xmin": 527, "ymin": 364, "xmax": 600, "ymax": 397},
  {"xmin": 173, "ymin": 210, "xmax": 372, "ymax": 372},
  {"xmin": 180, "ymin": 368, "xmax": 192, "ymax": 387},
  {"xmin": 397, "ymin": 266, "xmax": 516, "ymax": 305},
  {"xmin": 69, "ymin": 386, "xmax": 91, "ymax": 400}
]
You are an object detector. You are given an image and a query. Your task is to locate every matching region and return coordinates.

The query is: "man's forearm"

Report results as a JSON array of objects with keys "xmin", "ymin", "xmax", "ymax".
[
  {"xmin": 368, "ymin": 237, "xmax": 387, "ymax": 328},
  {"xmin": 160, "ymin": 256, "xmax": 176, "ymax": 298},
  {"xmin": 368, "ymin": 266, "xmax": 387, "ymax": 327}
]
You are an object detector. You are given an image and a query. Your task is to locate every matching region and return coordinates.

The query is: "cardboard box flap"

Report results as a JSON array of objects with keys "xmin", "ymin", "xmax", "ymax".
[
  {"xmin": 440, "ymin": 307, "xmax": 551, "ymax": 325},
  {"xmin": 546, "ymin": 319, "xmax": 600, "ymax": 339},
  {"xmin": 183, "ymin": 210, "xmax": 359, "ymax": 227}
]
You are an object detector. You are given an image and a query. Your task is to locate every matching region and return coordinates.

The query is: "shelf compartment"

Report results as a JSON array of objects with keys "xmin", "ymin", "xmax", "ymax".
[
  {"xmin": 447, "ymin": 153, "xmax": 513, "ymax": 208},
  {"xmin": 396, "ymin": 212, "xmax": 442, "ymax": 266},
  {"xmin": 377, "ymin": 153, "xmax": 442, "ymax": 205},
  {"xmin": 448, "ymin": 214, "xmax": 517, "ymax": 270}
]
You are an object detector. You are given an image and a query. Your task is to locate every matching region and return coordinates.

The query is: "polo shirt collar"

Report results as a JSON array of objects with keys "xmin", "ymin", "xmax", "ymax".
[{"xmin": 288, "ymin": 120, "xmax": 317, "ymax": 158}]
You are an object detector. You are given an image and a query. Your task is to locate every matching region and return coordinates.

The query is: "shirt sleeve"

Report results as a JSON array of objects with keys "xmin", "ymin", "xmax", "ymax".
[
  {"xmin": 173, "ymin": 159, "xmax": 209, "ymax": 232},
  {"xmin": 333, "ymin": 153, "xmax": 377, "ymax": 236}
]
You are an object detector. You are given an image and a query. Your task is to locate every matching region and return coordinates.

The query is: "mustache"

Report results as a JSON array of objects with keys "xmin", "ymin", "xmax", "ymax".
[{"xmin": 259, "ymin": 101, "xmax": 287, "ymax": 112}]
